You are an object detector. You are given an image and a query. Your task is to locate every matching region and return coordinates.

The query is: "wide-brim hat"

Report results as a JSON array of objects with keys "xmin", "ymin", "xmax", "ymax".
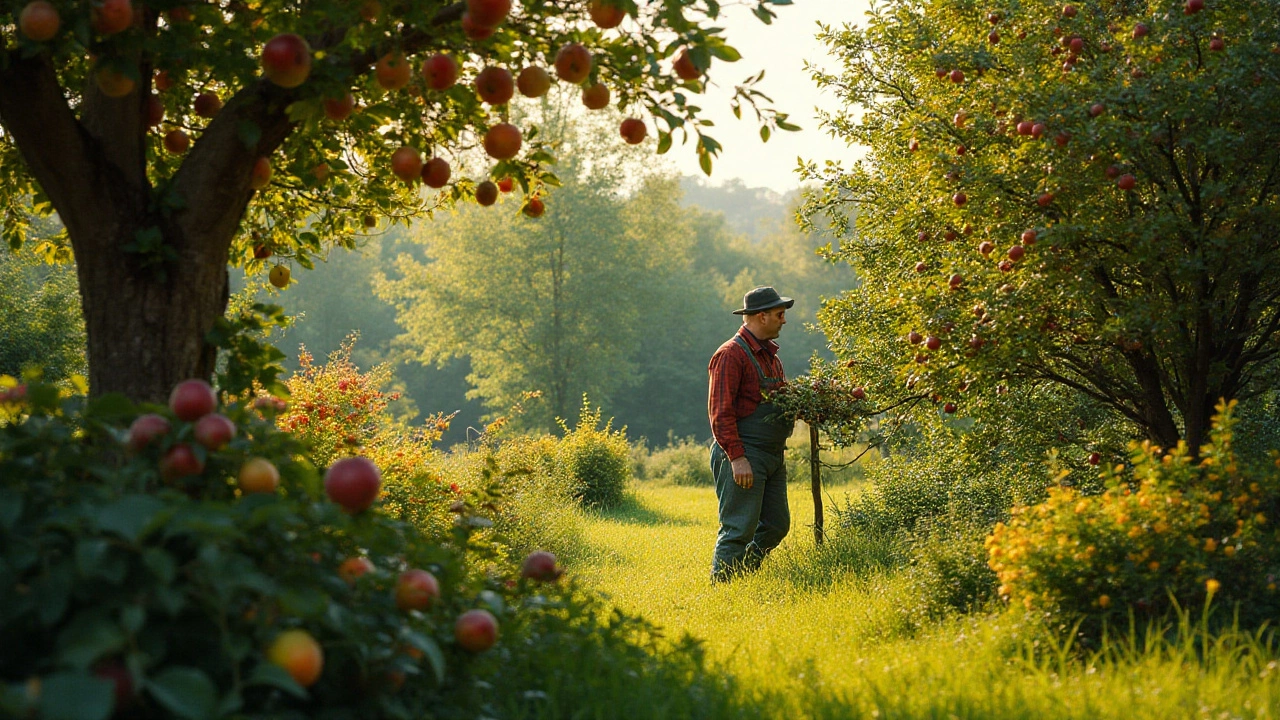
[{"xmin": 732, "ymin": 286, "xmax": 795, "ymax": 315}]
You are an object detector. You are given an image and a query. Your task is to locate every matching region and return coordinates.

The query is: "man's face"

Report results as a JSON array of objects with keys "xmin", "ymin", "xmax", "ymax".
[{"xmin": 752, "ymin": 307, "xmax": 787, "ymax": 340}]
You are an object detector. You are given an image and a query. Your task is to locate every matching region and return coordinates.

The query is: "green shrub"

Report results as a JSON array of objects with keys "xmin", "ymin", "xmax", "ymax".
[
  {"xmin": 556, "ymin": 398, "xmax": 630, "ymax": 510},
  {"xmin": 640, "ymin": 435, "xmax": 711, "ymax": 486},
  {"xmin": 987, "ymin": 401, "xmax": 1280, "ymax": 639},
  {"xmin": 905, "ymin": 516, "xmax": 998, "ymax": 615}
]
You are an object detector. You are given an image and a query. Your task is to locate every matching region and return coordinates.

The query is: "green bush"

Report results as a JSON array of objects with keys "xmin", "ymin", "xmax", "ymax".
[
  {"xmin": 637, "ymin": 435, "xmax": 711, "ymax": 486},
  {"xmin": 905, "ymin": 516, "xmax": 998, "ymax": 615},
  {"xmin": 988, "ymin": 401, "xmax": 1280, "ymax": 639},
  {"xmin": 556, "ymin": 399, "xmax": 630, "ymax": 510}
]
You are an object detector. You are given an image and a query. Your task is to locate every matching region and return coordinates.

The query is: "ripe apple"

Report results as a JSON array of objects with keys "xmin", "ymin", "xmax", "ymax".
[
  {"xmin": 163, "ymin": 129, "xmax": 190, "ymax": 154},
  {"xmin": 956, "ymin": 145, "xmax": 967, "ymax": 156},
  {"xmin": 483, "ymin": 123, "xmax": 522, "ymax": 160},
  {"xmin": 948, "ymin": 273, "xmax": 964, "ymax": 289},
  {"xmin": 925, "ymin": 336, "xmax": 942, "ymax": 351},
  {"xmin": 1062, "ymin": 3, "xmax": 1077, "ymax": 17},
  {"xmin": 1210, "ymin": 37, "xmax": 1224, "ymax": 51},
  {"xmin": 673, "ymin": 49, "xmax": 702, "ymax": 81},
  {"xmin": 998, "ymin": 259, "xmax": 1013, "ymax": 272},
  {"xmin": 522, "ymin": 197, "xmax": 545, "ymax": 218},
  {"xmin": 1088, "ymin": 452, "xmax": 1101, "ymax": 465},
  {"xmin": 497, "ymin": 177, "xmax": 514, "ymax": 193},
  {"xmin": 461, "ymin": 12, "xmax": 495, "ymax": 40},
  {"xmin": 19, "ymin": 1, "xmax": 60, "ymax": 41},
  {"xmin": 338, "ymin": 556, "xmax": 374, "ymax": 584},
  {"xmin": 589, "ymin": 0, "xmax": 626, "ymax": 28},
  {"xmin": 324, "ymin": 456, "xmax": 382, "ymax": 513},
  {"xmin": 154, "ymin": 69, "xmax": 173, "ymax": 91},
  {"xmin": 193, "ymin": 91, "xmax": 221, "ymax": 118},
  {"xmin": 1021, "ymin": 229, "xmax": 1037, "ymax": 244},
  {"xmin": 1037, "ymin": 192, "xmax": 1055, "ymax": 207},
  {"xmin": 161, "ymin": 443, "xmax": 204, "ymax": 480},
  {"xmin": 555, "ymin": 43, "xmax": 592, "ymax": 83},
  {"xmin": 170, "ymin": 379, "xmax": 217, "ymax": 421},
  {"xmin": 1105, "ymin": 164, "xmax": 1121, "ymax": 179},
  {"xmin": 454, "ymin": 609, "xmax": 499, "ymax": 652},
  {"xmin": 988, "ymin": 30, "xmax": 1000, "ymax": 44},
  {"xmin": 987, "ymin": 11, "xmax": 1001, "ymax": 23},
  {"xmin": 1185, "ymin": 0, "xmax": 1203, "ymax": 14},
  {"xmin": 582, "ymin": 83, "xmax": 610, "ymax": 110},
  {"xmin": 907, "ymin": 330, "xmax": 924, "ymax": 345},
  {"xmin": 311, "ymin": 162, "xmax": 330, "ymax": 182},
  {"xmin": 999, "ymin": 283, "xmax": 1015, "ymax": 293},
  {"xmin": 267, "ymin": 630, "xmax": 324, "ymax": 687},
  {"xmin": 95, "ymin": 68, "xmax": 135, "ymax": 98},
  {"xmin": 1054, "ymin": 132, "xmax": 1070, "ymax": 147},
  {"xmin": 943, "ymin": 402, "xmax": 957, "ymax": 414},
  {"xmin": 521, "ymin": 550, "xmax": 562, "ymax": 581},
  {"xmin": 908, "ymin": 138, "xmax": 919, "ymax": 152},
  {"xmin": 466, "ymin": 0, "xmax": 511, "ymax": 27},
  {"xmin": 949, "ymin": 68, "xmax": 964, "ymax": 83},
  {"xmin": 1007, "ymin": 244, "xmax": 1026, "ymax": 261},
  {"xmin": 1031, "ymin": 122, "xmax": 1046, "ymax": 139},
  {"xmin": 375, "ymin": 52, "xmax": 411, "ymax": 90},
  {"xmin": 248, "ymin": 157, "xmax": 272, "ymax": 190},
  {"xmin": 145, "ymin": 93, "xmax": 165, "ymax": 126},
  {"xmin": 978, "ymin": 241, "xmax": 994, "ymax": 256},
  {"xmin": 193, "ymin": 413, "xmax": 235, "ymax": 450},
  {"xmin": 969, "ymin": 335, "xmax": 985, "ymax": 349},
  {"xmin": 1069, "ymin": 37, "xmax": 1084, "ymax": 54},
  {"xmin": 1132, "ymin": 22, "xmax": 1148, "ymax": 39},
  {"xmin": 422, "ymin": 53, "xmax": 458, "ymax": 90},
  {"xmin": 261, "ymin": 33, "xmax": 312, "ymax": 89},
  {"xmin": 1016, "ymin": 120, "xmax": 1033, "ymax": 135},
  {"xmin": 127, "ymin": 413, "xmax": 171, "ymax": 452},
  {"xmin": 915, "ymin": 261, "xmax": 927, "ymax": 273},
  {"xmin": 1090, "ymin": 102, "xmax": 1105, "ymax": 117},
  {"xmin": 952, "ymin": 192, "xmax": 967, "ymax": 207},
  {"xmin": 516, "ymin": 65, "xmax": 551, "ymax": 97},
  {"xmin": 269, "ymin": 264, "xmax": 290, "ymax": 288},
  {"xmin": 92, "ymin": 0, "xmax": 133, "ymax": 35},
  {"xmin": 421, "ymin": 157, "xmax": 451, "ymax": 188},
  {"xmin": 1117, "ymin": 173, "xmax": 1136, "ymax": 190},
  {"xmin": 395, "ymin": 569, "xmax": 441, "ymax": 610},
  {"xmin": 619, "ymin": 117, "xmax": 647, "ymax": 144},
  {"xmin": 323, "ymin": 93, "xmax": 356, "ymax": 120},
  {"xmin": 852, "ymin": 387, "xmax": 866, "ymax": 400},
  {"xmin": 475, "ymin": 180, "xmax": 499, "ymax": 206},
  {"xmin": 917, "ymin": 231, "xmax": 929, "ymax": 242},
  {"xmin": 474, "ymin": 66, "xmax": 514, "ymax": 105},
  {"xmin": 238, "ymin": 457, "xmax": 280, "ymax": 494},
  {"xmin": 391, "ymin": 146, "xmax": 423, "ymax": 183}
]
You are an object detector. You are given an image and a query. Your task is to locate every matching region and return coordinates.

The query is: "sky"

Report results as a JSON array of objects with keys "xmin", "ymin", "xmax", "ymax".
[{"xmin": 666, "ymin": 0, "xmax": 874, "ymax": 194}]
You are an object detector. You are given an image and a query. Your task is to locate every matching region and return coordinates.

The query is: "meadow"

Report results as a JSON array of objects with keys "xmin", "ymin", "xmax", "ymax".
[{"xmin": 567, "ymin": 479, "xmax": 1280, "ymax": 718}]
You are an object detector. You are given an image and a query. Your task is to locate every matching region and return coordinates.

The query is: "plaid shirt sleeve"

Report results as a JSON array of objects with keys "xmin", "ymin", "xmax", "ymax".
[{"xmin": 707, "ymin": 344, "xmax": 747, "ymax": 460}]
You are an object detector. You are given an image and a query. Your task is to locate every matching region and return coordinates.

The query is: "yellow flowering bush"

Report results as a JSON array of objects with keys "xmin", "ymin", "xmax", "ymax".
[{"xmin": 987, "ymin": 401, "xmax": 1280, "ymax": 636}]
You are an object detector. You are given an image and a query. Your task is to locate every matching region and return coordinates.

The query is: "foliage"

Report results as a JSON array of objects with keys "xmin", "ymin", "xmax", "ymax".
[
  {"xmin": 987, "ymin": 400, "xmax": 1280, "ymax": 639},
  {"xmin": 556, "ymin": 397, "xmax": 631, "ymax": 510},
  {"xmin": 803, "ymin": 0, "xmax": 1280, "ymax": 454},
  {"xmin": 208, "ymin": 300, "xmax": 292, "ymax": 400},
  {"xmin": 633, "ymin": 435, "xmax": 712, "ymax": 486},
  {"xmin": 0, "ymin": 247, "xmax": 85, "ymax": 383}
]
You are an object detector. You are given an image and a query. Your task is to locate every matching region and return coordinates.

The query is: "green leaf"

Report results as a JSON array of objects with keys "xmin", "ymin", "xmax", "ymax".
[
  {"xmin": 55, "ymin": 612, "xmax": 126, "ymax": 668},
  {"xmin": 148, "ymin": 667, "xmax": 217, "ymax": 720},
  {"xmin": 760, "ymin": 125, "xmax": 771, "ymax": 143},
  {"xmin": 708, "ymin": 44, "xmax": 742, "ymax": 62},
  {"xmin": 39, "ymin": 672, "xmax": 114, "ymax": 720},
  {"xmin": 699, "ymin": 151, "xmax": 712, "ymax": 176},
  {"xmin": 657, "ymin": 132, "xmax": 673, "ymax": 155},
  {"xmin": 97, "ymin": 495, "xmax": 165, "ymax": 542},
  {"xmin": 246, "ymin": 662, "xmax": 308, "ymax": 699}
]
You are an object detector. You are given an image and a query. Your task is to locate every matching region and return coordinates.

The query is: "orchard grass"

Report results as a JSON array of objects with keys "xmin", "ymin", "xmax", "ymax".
[{"xmin": 571, "ymin": 485, "xmax": 1280, "ymax": 718}]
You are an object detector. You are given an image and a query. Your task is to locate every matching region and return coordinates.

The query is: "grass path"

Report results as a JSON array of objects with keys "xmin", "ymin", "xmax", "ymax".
[{"xmin": 567, "ymin": 483, "xmax": 1280, "ymax": 718}]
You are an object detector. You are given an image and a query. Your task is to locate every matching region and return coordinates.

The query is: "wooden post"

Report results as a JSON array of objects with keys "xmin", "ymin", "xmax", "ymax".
[{"xmin": 810, "ymin": 423, "xmax": 823, "ymax": 545}]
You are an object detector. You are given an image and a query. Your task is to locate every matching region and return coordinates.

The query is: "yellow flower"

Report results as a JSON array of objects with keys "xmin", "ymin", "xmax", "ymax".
[
  {"xmin": 1206, "ymin": 579, "xmax": 1221, "ymax": 595},
  {"xmin": 1098, "ymin": 595, "xmax": 1111, "ymax": 608},
  {"xmin": 1204, "ymin": 538, "xmax": 1218, "ymax": 552},
  {"xmin": 1224, "ymin": 545, "xmax": 1236, "ymax": 557},
  {"xmin": 1148, "ymin": 561, "xmax": 1160, "ymax": 571}
]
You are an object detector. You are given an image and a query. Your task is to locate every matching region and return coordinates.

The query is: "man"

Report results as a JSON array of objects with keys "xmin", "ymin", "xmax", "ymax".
[{"xmin": 707, "ymin": 286, "xmax": 796, "ymax": 582}]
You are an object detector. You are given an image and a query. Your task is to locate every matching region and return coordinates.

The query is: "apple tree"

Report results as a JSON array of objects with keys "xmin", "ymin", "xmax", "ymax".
[
  {"xmin": 0, "ymin": 0, "xmax": 796, "ymax": 402},
  {"xmin": 802, "ymin": 0, "xmax": 1280, "ymax": 455}
]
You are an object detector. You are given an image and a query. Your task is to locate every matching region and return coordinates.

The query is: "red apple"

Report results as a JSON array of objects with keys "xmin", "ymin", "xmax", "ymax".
[
  {"xmin": 395, "ymin": 569, "xmax": 441, "ymax": 610},
  {"xmin": 1117, "ymin": 173, "xmax": 1136, "ymax": 190},
  {"xmin": 581, "ymin": 83, "xmax": 610, "ymax": 110},
  {"xmin": 1031, "ymin": 122, "xmax": 1046, "ymax": 139},
  {"xmin": 324, "ymin": 456, "xmax": 382, "ymax": 513},
  {"xmin": 555, "ymin": 43, "xmax": 592, "ymax": 84},
  {"xmin": 1184, "ymin": 0, "xmax": 1203, "ymax": 14},
  {"xmin": 998, "ymin": 259, "xmax": 1013, "ymax": 272},
  {"xmin": 454, "ymin": 609, "xmax": 498, "ymax": 652},
  {"xmin": 522, "ymin": 197, "xmax": 545, "ymax": 218},
  {"xmin": 978, "ymin": 241, "xmax": 994, "ymax": 256},
  {"xmin": 1069, "ymin": 37, "xmax": 1084, "ymax": 54},
  {"xmin": 19, "ymin": 0, "xmax": 60, "ymax": 41},
  {"xmin": 1007, "ymin": 244, "xmax": 1025, "ymax": 261},
  {"xmin": 194, "ymin": 413, "xmax": 235, "ymax": 450},
  {"xmin": 949, "ymin": 274, "xmax": 964, "ymax": 289},
  {"xmin": 1090, "ymin": 102, "xmax": 1105, "ymax": 117},
  {"xmin": 1016, "ymin": 120, "xmax": 1033, "ymax": 135},
  {"xmin": 475, "ymin": 181, "xmax": 499, "ymax": 206},
  {"xmin": 323, "ymin": 93, "xmax": 356, "ymax": 120},
  {"xmin": 1105, "ymin": 164, "xmax": 1121, "ymax": 179},
  {"xmin": 589, "ymin": 0, "xmax": 626, "ymax": 28},
  {"xmin": 521, "ymin": 550, "xmax": 562, "ymax": 581},
  {"xmin": 154, "ymin": 69, "xmax": 173, "ymax": 91},
  {"xmin": 1021, "ymin": 229, "xmax": 1037, "ymax": 244},
  {"xmin": 988, "ymin": 30, "xmax": 1000, "ymax": 44},
  {"xmin": 925, "ymin": 336, "xmax": 942, "ymax": 351},
  {"xmin": 127, "ymin": 413, "xmax": 171, "ymax": 452},
  {"xmin": 969, "ymin": 335, "xmax": 985, "ymax": 349},
  {"xmin": 253, "ymin": 244, "xmax": 272, "ymax": 259},
  {"xmin": 908, "ymin": 139, "xmax": 919, "ymax": 152},
  {"xmin": 375, "ymin": 52, "xmax": 411, "ymax": 90},
  {"xmin": 516, "ymin": 65, "xmax": 551, "ymax": 98},
  {"xmin": 92, "ymin": 0, "xmax": 133, "ymax": 35},
  {"xmin": 170, "ymin": 379, "xmax": 217, "ymax": 421},
  {"xmin": 1133, "ymin": 22, "xmax": 1148, "ymax": 39},
  {"xmin": 673, "ymin": 49, "xmax": 702, "ymax": 80},
  {"xmin": 619, "ymin": 117, "xmax": 647, "ymax": 144},
  {"xmin": 1062, "ymin": 4, "xmax": 1077, "ymax": 17},
  {"xmin": 497, "ymin": 177, "xmax": 514, "ymax": 193},
  {"xmin": 852, "ymin": 387, "xmax": 866, "ymax": 400},
  {"xmin": 461, "ymin": 12, "xmax": 495, "ymax": 40},
  {"xmin": 908, "ymin": 330, "xmax": 924, "ymax": 345},
  {"xmin": 262, "ymin": 33, "xmax": 312, "ymax": 89},
  {"xmin": 1037, "ymin": 192, "xmax": 1055, "ymax": 207},
  {"xmin": 161, "ymin": 443, "xmax": 204, "ymax": 480},
  {"xmin": 1210, "ymin": 37, "xmax": 1224, "ymax": 51},
  {"xmin": 915, "ymin": 261, "xmax": 928, "ymax": 273},
  {"xmin": 193, "ymin": 91, "xmax": 221, "ymax": 118},
  {"xmin": 949, "ymin": 68, "xmax": 964, "ymax": 83},
  {"xmin": 943, "ymin": 402, "xmax": 957, "ymax": 414},
  {"xmin": 987, "ymin": 11, "xmax": 1001, "ymax": 23},
  {"xmin": 391, "ymin": 146, "xmax": 423, "ymax": 183},
  {"xmin": 952, "ymin": 192, "xmax": 968, "ymax": 207},
  {"xmin": 163, "ymin": 129, "xmax": 190, "ymax": 154},
  {"xmin": 421, "ymin": 157, "xmax": 451, "ymax": 188},
  {"xmin": 422, "ymin": 53, "xmax": 459, "ymax": 90},
  {"xmin": 1088, "ymin": 452, "xmax": 1101, "ymax": 465},
  {"xmin": 466, "ymin": 0, "xmax": 511, "ymax": 27},
  {"xmin": 474, "ymin": 66, "xmax": 514, "ymax": 105},
  {"xmin": 95, "ymin": 68, "xmax": 135, "ymax": 98},
  {"xmin": 338, "ymin": 556, "xmax": 375, "ymax": 584},
  {"xmin": 483, "ymin": 123, "xmax": 522, "ymax": 160},
  {"xmin": 917, "ymin": 231, "xmax": 929, "ymax": 242}
]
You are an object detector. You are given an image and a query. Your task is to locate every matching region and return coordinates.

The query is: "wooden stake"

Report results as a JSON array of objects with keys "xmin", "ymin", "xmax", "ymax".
[{"xmin": 810, "ymin": 423, "xmax": 824, "ymax": 545}]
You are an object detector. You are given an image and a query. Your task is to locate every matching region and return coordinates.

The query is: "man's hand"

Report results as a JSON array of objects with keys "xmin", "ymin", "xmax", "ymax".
[{"xmin": 730, "ymin": 456, "xmax": 754, "ymax": 490}]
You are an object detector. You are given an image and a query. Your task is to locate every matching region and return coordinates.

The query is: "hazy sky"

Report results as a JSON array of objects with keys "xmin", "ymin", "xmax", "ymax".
[{"xmin": 667, "ymin": 1, "xmax": 873, "ymax": 194}]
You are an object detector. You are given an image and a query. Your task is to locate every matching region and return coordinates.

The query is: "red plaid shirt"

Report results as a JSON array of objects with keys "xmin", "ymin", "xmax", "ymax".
[{"xmin": 707, "ymin": 326, "xmax": 786, "ymax": 460}]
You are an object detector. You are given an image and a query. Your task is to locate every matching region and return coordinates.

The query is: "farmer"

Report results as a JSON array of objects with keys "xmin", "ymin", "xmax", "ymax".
[{"xmin": 707, "ymin": 286, "xmax": 796, "ymax": 583}]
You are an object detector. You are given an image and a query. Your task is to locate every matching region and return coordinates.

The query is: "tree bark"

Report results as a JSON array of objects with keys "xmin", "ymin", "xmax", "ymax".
[{"xmin": 810, "ymin": 423, "xmax": 823, "ymax": 545}]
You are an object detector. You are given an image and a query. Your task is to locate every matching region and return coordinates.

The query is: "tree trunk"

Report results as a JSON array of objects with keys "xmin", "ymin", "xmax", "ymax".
[{"xmin": 810, "ymin": 423, "xmax": 823, "ymax": 545}]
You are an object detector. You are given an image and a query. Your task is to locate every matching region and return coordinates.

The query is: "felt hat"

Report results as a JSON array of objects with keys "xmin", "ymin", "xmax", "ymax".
[{"xmin": 732, "ymin": 286, "xmax": 794, "ymax": 315}]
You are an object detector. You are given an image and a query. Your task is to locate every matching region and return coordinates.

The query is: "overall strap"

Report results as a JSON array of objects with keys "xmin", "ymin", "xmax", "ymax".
[{"xmin": 732, "ymin": 334, "xmax": 777, "ymax": 382}]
